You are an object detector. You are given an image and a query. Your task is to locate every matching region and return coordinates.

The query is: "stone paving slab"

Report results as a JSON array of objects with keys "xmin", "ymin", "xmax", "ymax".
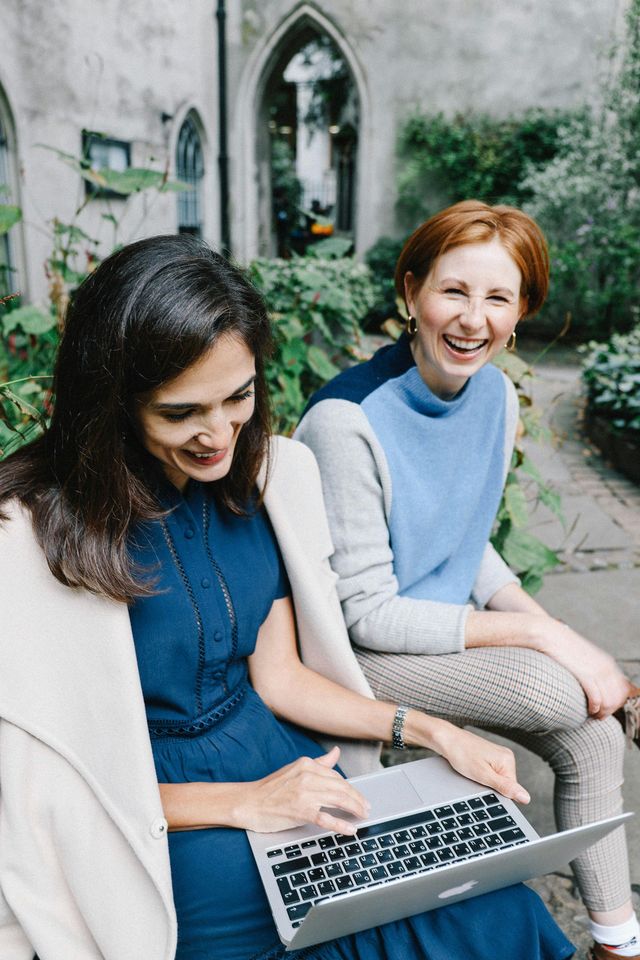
[
  {"xmin": 536, "ymin": 568, "xmax": 640, "ymax": 664},
  {"xmin": 522, "ymin": 360, "xmax": 640, "ymax": 574},
  {"xmin": 525, "ymin": 493, "xmax": 634, "ymax": 552}
]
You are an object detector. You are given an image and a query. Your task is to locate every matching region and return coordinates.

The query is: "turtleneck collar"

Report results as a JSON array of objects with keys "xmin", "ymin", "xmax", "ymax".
[{"xmin": 391, "ymin": 333, "xmax": 472, "ymax": 417}]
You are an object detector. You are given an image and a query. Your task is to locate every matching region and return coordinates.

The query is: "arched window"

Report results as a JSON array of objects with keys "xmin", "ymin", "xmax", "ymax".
[
  {"xmin": 0, "ymin": 112, "xmax": 14, "ymax": 296},
  {"xmin": 176, "ymin": 112, "xmax": 204, "ymax": 237}
]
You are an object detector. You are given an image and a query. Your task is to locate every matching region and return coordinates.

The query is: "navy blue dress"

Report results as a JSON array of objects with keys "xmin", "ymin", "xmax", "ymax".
[{"xmin": 128, "ymin": 479, "xmax": 574, "ymax": 960}]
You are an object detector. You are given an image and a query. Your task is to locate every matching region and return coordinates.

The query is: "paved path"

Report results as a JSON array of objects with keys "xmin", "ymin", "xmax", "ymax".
[{"xmin": 489, "ymin": 353, "xmax": 640, "ymax": 956}]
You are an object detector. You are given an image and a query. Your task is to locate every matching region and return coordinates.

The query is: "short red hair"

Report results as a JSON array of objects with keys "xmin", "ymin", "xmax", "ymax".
[{"xmin": 394, "ymin": 200, "xmax": 550, "ymax": 318}]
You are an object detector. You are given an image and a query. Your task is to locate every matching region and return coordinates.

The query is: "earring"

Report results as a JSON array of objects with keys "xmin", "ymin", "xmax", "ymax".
[
  {"xmin": 406, "ymin": 315, "xmax": 418, "ymax": 336},
  {"xmin": 506, "ymin": 331, "xmax": 517, "ymax": 352}
]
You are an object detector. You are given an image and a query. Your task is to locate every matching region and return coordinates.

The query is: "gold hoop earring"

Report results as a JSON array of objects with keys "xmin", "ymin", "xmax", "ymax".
[
  {"xmin": 506, "ymin": 331, "xmax": 517, "ymax": 352},
  {"xmin": 406, "ymin": 315, "xmax": 418, "ymax": 337}
]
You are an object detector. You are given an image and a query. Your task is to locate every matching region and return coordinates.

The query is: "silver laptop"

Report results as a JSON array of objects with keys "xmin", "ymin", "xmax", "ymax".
[{"xmin": 248, "ymin": 754, "xmax": 632, "ymax": 951}]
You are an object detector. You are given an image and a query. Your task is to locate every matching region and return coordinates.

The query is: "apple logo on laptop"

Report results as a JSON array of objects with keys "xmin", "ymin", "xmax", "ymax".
[{"xmin": 438, "ymin": 880, "xmax": 479, "ymax": 899}]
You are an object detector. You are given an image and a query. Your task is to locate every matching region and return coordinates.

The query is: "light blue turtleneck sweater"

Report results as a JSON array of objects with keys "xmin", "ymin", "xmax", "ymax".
[{"xmin": 295, "ymin": 334, "xmax": 519, "ymax": 654}]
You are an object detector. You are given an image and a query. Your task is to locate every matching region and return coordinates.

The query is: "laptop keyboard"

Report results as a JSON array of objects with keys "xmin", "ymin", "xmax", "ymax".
[{"xmin": 266, "ymin": 792, "xmax": 529, "ymax": 927}]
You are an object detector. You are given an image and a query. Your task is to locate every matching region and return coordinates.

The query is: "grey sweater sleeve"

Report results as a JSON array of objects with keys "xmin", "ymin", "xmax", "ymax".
[
  {"xmin": 470, "ymin": 372, "xmax": 521, "ymax": 608},
  {"xmin": 295, "ymin": 400, "xmax": 470, "ymax": 654}
]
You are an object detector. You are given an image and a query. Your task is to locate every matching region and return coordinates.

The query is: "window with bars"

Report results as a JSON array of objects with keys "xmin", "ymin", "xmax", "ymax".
[{"xmin": 176, "ymin": 113, "xmax": 204, "ymax": 237}]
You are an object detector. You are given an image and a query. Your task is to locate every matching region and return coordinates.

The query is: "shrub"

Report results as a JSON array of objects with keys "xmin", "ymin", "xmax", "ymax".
[
  {"xmin": 363, "ymin": 235, "xmax": 406, "ymax": 328},
  {"xmin": 396, "ymin": 108, "xmax": 572, "ymax": 231},
  {"xmin": 249, "ymin": 249, "xmax": 377, "ymax": 434},
  {"xmin": 0, "ymin": 294, "xmax": 58, "ymax": 458},
  {"xmin": 522, "ymin": 0, "xmax": 640, "ymax": 340},
  {"xmin": 581, "ymin": 325, "xmax": 640, "ymax": 435}
]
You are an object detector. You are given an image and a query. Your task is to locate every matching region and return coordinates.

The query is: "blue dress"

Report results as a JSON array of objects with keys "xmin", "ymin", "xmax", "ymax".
[{"xmin": 128, "ymin": 479, "xmax": 574, "ymax": 960}]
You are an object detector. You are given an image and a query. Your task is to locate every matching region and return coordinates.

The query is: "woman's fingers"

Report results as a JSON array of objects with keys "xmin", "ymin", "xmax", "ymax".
[
  {"xmin": 581, "ymin": 676, "xmax": 602, "ymax": 716},
  {"xmin": 241, "ymin": 752, "xmax": 370, "ymax": 833},
  {"xmin": 441, "ymin": 727, "xmax": 530, "ymax": 805},
  {"xmin": 541, "ymin": 623, "xmax": 632, "ymax": 717},
  {"xmin": 315, "ymin": 745, "xmax": 341, "ymax": 768},
  {"xmin": 315, "ymin": 807, "xmax": 360, "ymax": 836},
  {"xmin": 472, "ymin": 751, "xmax": 530, "ymax": 805},
  {"xmin": 485, "ymin": 767, "xmax": 531, "ymax": 805}
]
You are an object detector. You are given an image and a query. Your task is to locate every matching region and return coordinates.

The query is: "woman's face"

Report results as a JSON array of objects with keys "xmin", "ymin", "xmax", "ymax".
[
  {"xmin": 405, "ymin": 239, "xmax": 523, "ymax": 399},
  {"xmin": 135, "ymin": 334, "xmax": 256, "ymax": 491}
]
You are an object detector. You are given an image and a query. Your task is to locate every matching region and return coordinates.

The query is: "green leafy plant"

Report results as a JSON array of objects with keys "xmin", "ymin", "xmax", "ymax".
[
  {"xmin": 491, "ymin": 351, "xmax": 563, "ymax": 594},
  {"xmin": 522, "ymin": 0, "xmax": 640, "ymax": 340},
  {"xmin": 271, "ymin": 138, "xmax": 304, "ymax": 258},
  {"xmin": 581, "ymin": 324, "xmax": 640, "ymax": 435},
  {"xmin": 250, "ymin": 252, "xmax": 377, "ymax": 434},
  {"xmin": 396, "ymin": 108, "xmax": 572, "ymax": 231},
  {"xmin": 0, "ymin": 296, "xmax": 56, "ymax": 458},
  {"xmin": 0, "ymin": 201, "xmax": 21, "ymax": 236},
  {"xmin": 363, "ymin": 235, "xmax": 406, "ymax": 329},
  {"xmin": 36, "ymin": 143, "xmax": 189, "ymax": 327},
  {"xmin": 0, "ymin": 142, "xmax": 189, "ymax": 454}
]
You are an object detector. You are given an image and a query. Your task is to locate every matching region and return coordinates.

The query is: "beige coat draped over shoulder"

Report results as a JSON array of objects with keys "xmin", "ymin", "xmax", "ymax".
[{"xmin": 0, "ymin": 437, "xmax": 379, "ymax": 960}]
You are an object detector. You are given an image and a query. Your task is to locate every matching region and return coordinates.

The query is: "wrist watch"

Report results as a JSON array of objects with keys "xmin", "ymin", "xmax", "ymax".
[{"xmin": 392, "ymin": 704, "xmax": 409, "ymax": 750}]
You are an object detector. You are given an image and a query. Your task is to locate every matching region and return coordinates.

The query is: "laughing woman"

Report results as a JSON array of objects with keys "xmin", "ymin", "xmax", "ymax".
[
  {"xmin": 0, "ymin": 235, "xmax": 574, "ymax": 960},
  {"xmin": 296, "ymin": 201, "xmax": 640, "ymax": 960}
]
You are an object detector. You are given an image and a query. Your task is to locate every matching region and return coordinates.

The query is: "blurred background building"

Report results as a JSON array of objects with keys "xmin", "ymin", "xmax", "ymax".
[{"xmin": 1, "ymin": 0, "xmax": 625, "ymax": 303}]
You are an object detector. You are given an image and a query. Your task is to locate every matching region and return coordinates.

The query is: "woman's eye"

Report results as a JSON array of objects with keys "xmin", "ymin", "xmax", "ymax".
[
  {"xmin": 488, "ymin": 295, "xmax": 509, "ymax": 304},
  {"xmin": 444, "ymin": 287, "xmax": 465, "ymax": 296},
  {"xmin": 162, "ymin": 410, "xmax": 193, "ymax": 422},
  {"xmin": 229, "ymin": 389, "xmax": 255, "ymax": 404}
]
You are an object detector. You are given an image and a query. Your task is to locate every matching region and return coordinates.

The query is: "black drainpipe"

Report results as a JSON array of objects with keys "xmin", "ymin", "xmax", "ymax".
[{"xmin": 216, "ymin": 0, "xmax": 231, "ymax": 254}]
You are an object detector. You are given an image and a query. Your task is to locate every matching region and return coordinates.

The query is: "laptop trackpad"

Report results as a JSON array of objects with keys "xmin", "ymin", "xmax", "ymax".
[{"xmin": 323, "ymin": 767, "xmax": 422, "ymax": 824}]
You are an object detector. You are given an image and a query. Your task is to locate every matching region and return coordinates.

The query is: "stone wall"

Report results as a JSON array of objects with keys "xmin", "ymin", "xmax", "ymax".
[{"xmin": 1, "ymin": 0, "xmax": 218, "ymax": 302}]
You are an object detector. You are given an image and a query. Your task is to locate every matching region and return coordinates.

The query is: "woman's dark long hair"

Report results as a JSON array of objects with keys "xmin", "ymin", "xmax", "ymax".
[{"xmin": 0, "ymin": 235, "xmax": 273, "ymax": 602}]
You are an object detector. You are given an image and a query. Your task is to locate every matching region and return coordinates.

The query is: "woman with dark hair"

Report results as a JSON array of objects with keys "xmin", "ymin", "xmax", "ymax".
[
  {"xmin": 296, "ymin": 201, "xmax": 640, "ymax": 960},
  {"xmin": 0, "ymin": 234, "xmax": 574, "ymax": 960}
]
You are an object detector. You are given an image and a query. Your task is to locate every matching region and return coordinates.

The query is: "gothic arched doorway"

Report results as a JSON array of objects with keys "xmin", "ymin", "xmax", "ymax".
[{"xmin": 239, "ymin": 9, "xmax": 363, "ymax": 260}]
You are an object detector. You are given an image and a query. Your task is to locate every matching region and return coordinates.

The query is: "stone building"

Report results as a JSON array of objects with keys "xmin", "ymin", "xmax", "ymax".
[{"xmin": 0, "ymin": 0, "xmax": 625, "ymax": 303}]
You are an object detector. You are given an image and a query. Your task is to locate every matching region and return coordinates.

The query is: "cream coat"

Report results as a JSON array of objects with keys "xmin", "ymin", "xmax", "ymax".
[{"xmin": 0, "ymin": 437, "xmax": 379, "ymax": 960}]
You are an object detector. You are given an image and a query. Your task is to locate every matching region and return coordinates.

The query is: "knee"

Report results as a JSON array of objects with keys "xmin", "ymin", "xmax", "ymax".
[
  {"xmin": 549, "ymin": 714, "xmax": 626, "ymax": 783},
  {"xmin": 578, "ymin": 714, "xmax": 626, "ymax": 776},
  {"xmin": 514, "ymin": 649, "xmax": 589, "ymax": 734}
]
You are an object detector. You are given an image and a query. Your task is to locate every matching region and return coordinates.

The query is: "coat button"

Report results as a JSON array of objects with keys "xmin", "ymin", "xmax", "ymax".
[
  {"xmin": 184, "ymin": 528, "xmax": 195, "ymax": 539},
  {"xmin": 213, "ymin": 630, "xmax": 223, "ymax": 642},
  {"xmin": 201, "ymin": 577, "xmax": 211, "ymax": 588},
  {"xmin": 150, "ymin": 817, "xmax": 168, "ymax": 839}
]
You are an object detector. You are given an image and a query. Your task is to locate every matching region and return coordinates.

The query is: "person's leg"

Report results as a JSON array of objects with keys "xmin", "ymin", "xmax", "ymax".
[
  {"xmin": 355, "ymin": 644, "xmax": 589, "ymax": 741},
  {"xmin": 508, "ymin": 718, "xmax": 639, "ymax": 955},
  {"xmin": 502, "ymin": 716, "xmax": 629, "ymax": 912},
  {"xmin": 355, "ymin": 644, "xmax": 637, "ymax": 951}
]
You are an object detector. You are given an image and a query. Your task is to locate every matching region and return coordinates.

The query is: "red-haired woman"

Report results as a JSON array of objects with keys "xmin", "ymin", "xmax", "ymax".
[{"xmin": 297, "ymin": 200, "xmax": 640, "ymax": 960}]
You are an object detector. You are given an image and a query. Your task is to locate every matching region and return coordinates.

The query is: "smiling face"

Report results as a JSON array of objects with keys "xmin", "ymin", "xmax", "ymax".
[
  {"xmin": 405, "ymin": 239, "xmax": 523, "ymax": 399},
  {"xmin": 135, "ymin": 334, "xmax": 257, "ymax": 491}
]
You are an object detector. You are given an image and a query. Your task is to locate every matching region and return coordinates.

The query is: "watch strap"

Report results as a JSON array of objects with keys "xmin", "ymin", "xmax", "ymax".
[{"xmin": 392, "ymin": 704, "xmax": 409, "ymax": 750}]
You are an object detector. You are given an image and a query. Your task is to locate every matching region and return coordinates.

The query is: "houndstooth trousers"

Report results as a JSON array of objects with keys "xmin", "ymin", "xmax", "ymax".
[{"xmin": 355, "ymin": 644, "xmax": 630, "ymax": 912}]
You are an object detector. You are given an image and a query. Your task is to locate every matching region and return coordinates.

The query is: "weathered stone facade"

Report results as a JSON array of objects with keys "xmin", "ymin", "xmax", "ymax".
[{"xmin": 0, "ymin": 0, "xmax": 625, "ymax": 303}]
